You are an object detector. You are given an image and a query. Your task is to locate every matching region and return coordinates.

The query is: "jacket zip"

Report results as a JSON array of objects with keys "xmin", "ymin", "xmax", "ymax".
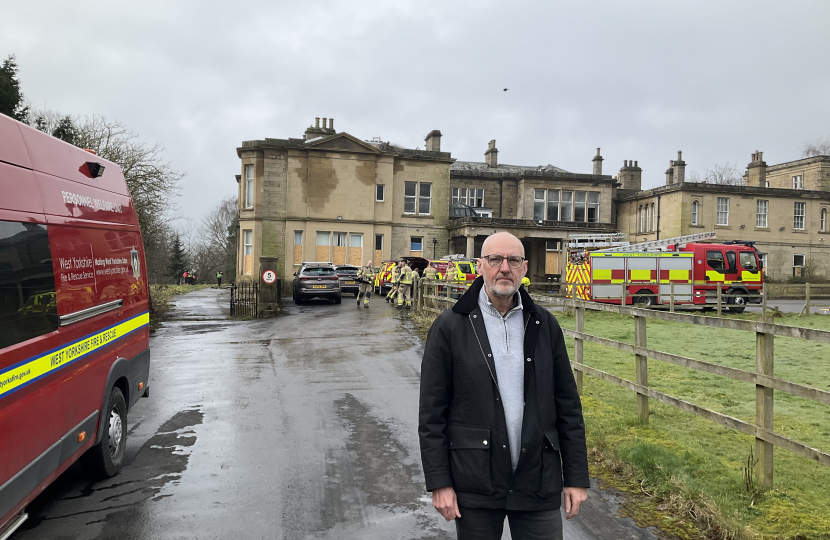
[{"xmin": 470, "ymin": 316, "xmax": 500, "ymax": 393}]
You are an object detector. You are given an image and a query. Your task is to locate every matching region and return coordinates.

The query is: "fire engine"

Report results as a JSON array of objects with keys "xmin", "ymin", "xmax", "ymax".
[{"xmin": 566, "ymin": 232, "xmax": 764, "ymax": 313}]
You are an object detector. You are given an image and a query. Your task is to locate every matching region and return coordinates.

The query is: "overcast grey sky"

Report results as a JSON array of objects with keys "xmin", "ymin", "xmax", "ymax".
[{"xmin": 3, "ymin": 0, "xmax": 829, "ymax": 225}]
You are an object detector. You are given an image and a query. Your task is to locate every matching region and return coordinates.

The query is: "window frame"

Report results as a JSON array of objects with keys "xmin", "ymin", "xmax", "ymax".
[
  {"xmin": 405, "ymin": 181, "xmax": 432, "ymax": 215},
  {"xmin": 793, "ymin": 253, "xmax": 805, "ymax": 268},
  {"xmin": 821, "ymin": 208, "xmax": 827, "ymax": 232},
  {"xmin": 244, "ymin": 164, "xmax": 255, "ymax": 209},
  {"xmin": 548, "ymin": 190, "xmax": 561, "ymax": 221},
  {"xmin": 756, "ymin": 200, "xmax": 768, "ymax": 228},
  {"xmin": 586, "ymin": 192, "xmax": 600, "ymax": 223},
  {"xmin": 717, "ymin": 197, "xmax": 729, "ymax": 226},
  {"xmin": 533, "ymin": 189, "xmax": 546, "ymax": 221},
  {"xmin": 560, "ymin": 191, "xmax": 573, "ymax": 222},
  {"xmin": 691, "ymin": 200, "xmax": 699, "ymax": 226},
  {"xmin": 410, "ymin": 236, "xmax": 424, "ymax": 252},
  {"xmin": 793, "ymin": 175, "xmax": 803, "ymax": 190},
  {"xmin": 375, "ymin": 234, "xmax": 383, "ymax": 251},
  {"xmin": 574, "ymin": 191, "xmax": 587, "ymax": 222},
  {"xmin": 794, "ymin": 201, "xmax": 806, "ymax": 230},
  {"xmin": 375, "ymin": 184, "xmax": 385, "ymax": 202},
  {"xmin": 418, "ymin": 182, "xmax": 432, "ymax": 215}
]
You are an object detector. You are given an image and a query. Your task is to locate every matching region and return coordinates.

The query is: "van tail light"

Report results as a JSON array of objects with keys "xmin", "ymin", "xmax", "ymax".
[{"xmin": 138, "ymin": 382, "xmax": 144, "ymax": 390}]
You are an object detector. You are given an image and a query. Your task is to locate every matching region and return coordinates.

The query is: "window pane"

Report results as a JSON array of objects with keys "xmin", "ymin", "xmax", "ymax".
[
  {"xmin": 793, "ymin": 254, "xmax": 805, "ymax": 267},
  {"xmin": 0, "ymin": 221, "xmax": 58, "ymax": 349},
  {"xmin": 707, "ymin": 250, "xmax": 725, "ymax": 271},
  {"xmin": 316, "ymin": 232, "xmax": 330, "ymax": 246},
  {"xmin": 726, "ymin": 251, "xmax": 736, "ymax": 270},
  {"xmin": 717, "ymin": 197, "xmax": 729, "ymax": 226},
  {"xmin": 333, "ymin": 233, "xmax": 347, "ymax": 247},
  {"xmin": 756, "ymin": 200, "xmax": 768, "ymax": 228},
  {"xmin": 560, "ymin": 191, "xmax": 573, "ymax": 221},
  {"xmin": 294, "ymin": 231, "xmax": 302, "ymax": 245},
  {"xmin": 452, "ymin": 187, "xmax": 459, "ymax": 204},
  {"xmin": 794, "ymin": 202, "xmax": 805, "ymax": 229},
  {"xmin": 245, "ymin": 179, "xmax": 254, "ymax": 208},
  {"xmin": 404, "ymin": 198, "xmax": 416, "ymax": 213},
  {"xmin": 547, "ymin": 190, "xmax": 560, "ymax": 221},
  {"xmin": 420, "ymin": 183, "xmax": 432, "ymax": 197},
  {"xmin": 740, "ymin": 252, "xmax": 758, "ymax": 272},
  {"xmin": 534, "ymin": 189, "xmax": 546, "ymax": 201},
  {"xmin": 419, "ymin": 183, "xmax": 431, "ymax": 214},
  {"xmin": 691, "ymin": 201, "xmax": 699, "ymax": 225},
  {"xmin": 574, "ymin": 192, "xmax": 586, "ymax": 222},
  {"xmin": 376, "ymin": 184, "xmax": 384, "ymax": 201},
  {"xmin": 411, "ymin": 237, "xmax": 423, "ymax": 251},
  {"xmin": 405, "ymin": 182, "xmax": 417, "ymax": 196},
  {"xmin": 244, "ymin": 230, "xmax": 253, "ymax": 255},
  {"xmin": 546, "ymin": 240, "xmax": 559, "ymax": 250},
  {"xmin": 245, "ymin": 164, "xmax": 254, "ymax": 179},
  {"xmin": 419, "ymin": 198, "xmax": 431, "ymax": 214},
  {"xmin": 349, "ymin": 234, "xmax": 362, "ymax": 248},
  {"xmin": 534, "ymin": 201, "xmax": 545, "ymax": 220},
  {"xmin": 375, "ymin": 234, "xmax": 383, "ymax": 250}
]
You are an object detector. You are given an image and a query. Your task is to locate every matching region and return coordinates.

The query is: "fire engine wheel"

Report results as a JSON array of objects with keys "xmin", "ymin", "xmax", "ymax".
[
  {"xmin": 83, "ymin": 386, "xmax": 127, "ymax": 479},
  {"xmin": 728, "ymin": 290, "xmax": 747, "ymax": 313},
  {"xmin": 634, "ymin": 291, "xmax": 654, "ymax": 307}
]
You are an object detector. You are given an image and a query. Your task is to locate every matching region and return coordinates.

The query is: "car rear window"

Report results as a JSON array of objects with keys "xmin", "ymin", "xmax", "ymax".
[
  {"xmin": 337, "ymin": 268, "xmax": 358, "ymax": 275},
  {"xmin": 0, "ymin": 221, "xmax": 59, "ymax": 349},
  {"xmin": 303, "ymin": 268, "xmax": 335, "ymax": 276}
]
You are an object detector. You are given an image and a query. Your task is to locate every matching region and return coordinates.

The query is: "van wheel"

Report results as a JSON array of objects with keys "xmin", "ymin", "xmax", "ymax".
[
  {"xmin": 83, "ymin": 386, "xmax": 127, "ymax": 479},
  {"xmin": 728, "ymin": 290, "xmax": 747, "ymax": 313}
]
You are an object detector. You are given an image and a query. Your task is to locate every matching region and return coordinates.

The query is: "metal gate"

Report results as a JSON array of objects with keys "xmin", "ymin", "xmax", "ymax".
[{"xmin": 230, "ymin": 283, "xmax": 258, "ymax": 318}]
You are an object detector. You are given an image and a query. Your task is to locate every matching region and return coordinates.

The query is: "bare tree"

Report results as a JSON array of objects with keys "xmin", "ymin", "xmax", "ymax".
[
  {"xmin": 689, "ymin": 162, "xmax": 744, "ymax": 185},
  {"xmin": 185, "ymin": 197, "xmax": 238, "ymax": 283},
  {"xmin": 802, "ymin": 136, "xmax": 830, "ymax": 158}
]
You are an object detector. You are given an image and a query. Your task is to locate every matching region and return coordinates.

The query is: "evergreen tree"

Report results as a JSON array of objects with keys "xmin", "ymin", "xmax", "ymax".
[
  {"xmin": 167, "ymin": 234, "xmax": 189, "ymax": 284},
  {"xmin": 0, "ymin": 55, "xmax": 29, "ymax": 121},
  {"xmin": 51, "ymin": 115, "xmax": 77, "ymax": 145}
]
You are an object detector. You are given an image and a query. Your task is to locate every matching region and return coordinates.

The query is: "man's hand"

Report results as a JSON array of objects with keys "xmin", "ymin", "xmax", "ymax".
[
  {"xmin": 563, "ymin": 487, "xmax": 588, "ymax": 519},
  {"xmin": 432, "ymin": 486, "xmax": 461, "ymax": 521}
]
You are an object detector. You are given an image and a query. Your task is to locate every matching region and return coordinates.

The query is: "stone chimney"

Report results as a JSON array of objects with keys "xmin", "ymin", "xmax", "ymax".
[
  {"xmin": 485, "ymin": 140, "xmax": 498, "ymax": 167},
  {"xmin": 618, "ymin": 159, "xmax": 642, "ymax": 191},
  {"xmin": 746, "ymin": 150, "xmax": 767, "ymax": 187},
  {"xmin": 665, "ymin": 160, "xmax": 674, "ymax": 185},
  {"xmin": 425, "ymin": 130, "xmax": 442, "ymax": 152},
  {"xmin": 592, "ymin": 148, "xmax": 603, "ymax": 175},
  {"xmin": 672, "ymin": 151, "xmax": 686, "ymax": 184},
  {"xmin": 304, "ymin": 116, "xmax": 336, "ymax": 140}
]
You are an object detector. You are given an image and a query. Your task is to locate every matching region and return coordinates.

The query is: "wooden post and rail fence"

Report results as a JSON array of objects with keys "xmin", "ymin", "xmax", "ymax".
[{"xmin": 414, "ymin": 278, "xmax": 830, "ymax": 489}]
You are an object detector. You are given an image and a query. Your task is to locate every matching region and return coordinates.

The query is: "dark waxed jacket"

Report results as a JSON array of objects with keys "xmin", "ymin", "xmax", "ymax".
[{"xmin": 418, "ymin": 277, "xmax": 590, "ymax": 511}]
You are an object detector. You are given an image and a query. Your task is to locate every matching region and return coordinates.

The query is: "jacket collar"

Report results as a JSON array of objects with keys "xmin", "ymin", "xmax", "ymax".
[{"xmin": 453, "ymin": 275, "xmax": 538, "ymax": 315}]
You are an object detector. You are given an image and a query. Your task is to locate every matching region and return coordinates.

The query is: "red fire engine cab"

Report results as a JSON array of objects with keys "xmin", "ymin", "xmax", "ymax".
[{"xmin": 567, "ymin": 232, "xmax": 764, "ymax": 312}]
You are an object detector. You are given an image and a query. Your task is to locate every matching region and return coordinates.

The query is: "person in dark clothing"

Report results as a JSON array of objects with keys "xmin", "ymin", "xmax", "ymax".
[{"xmin": 418, "ymin": 232, "xmax": 589, "ymax": 540}]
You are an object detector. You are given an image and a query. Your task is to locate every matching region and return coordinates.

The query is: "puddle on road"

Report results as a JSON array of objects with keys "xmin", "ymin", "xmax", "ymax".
[
  {"xmin": 175, "ymin": 323, "xmax": 229, "ymax": 335},
  {"xmin": 18, "ymin": 409, "xmax": 204, "ymax": 540}
]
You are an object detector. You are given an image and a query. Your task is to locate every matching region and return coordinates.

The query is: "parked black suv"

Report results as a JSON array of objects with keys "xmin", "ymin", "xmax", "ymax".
[
  {"xmin": 334, "ymin": 265, "xmax": 360, "ymax": 297},
  {"xmin": 292, "ymin": 263, "xmax": 341, "ymax": 304}
]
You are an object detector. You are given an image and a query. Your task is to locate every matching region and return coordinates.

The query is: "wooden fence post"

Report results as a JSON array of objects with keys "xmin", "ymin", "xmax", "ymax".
[
  {"xmin": 635, "ymin": 314, "xmax": 649, "ymax": 423},
  {"xmin": 805, "ymin": 282, "xmax": 811, "ymax": 316},
  {"xmin": 762, "ymin": 282, "xmax": 768, "ymax": 323},
  {"xmin": 670, "ymin": 282, "xmax": 675, "ymax": 313},
  {"xmin": 755, "ymin": 328, "xmax": 775, "ymax": 489},
  {"xmin": 717, "ymin": 283, "xmax": 723, "ymax": 317},
  {"xmin": 575, "ymin": 305, "xmax": 585, "ymax": 395}
]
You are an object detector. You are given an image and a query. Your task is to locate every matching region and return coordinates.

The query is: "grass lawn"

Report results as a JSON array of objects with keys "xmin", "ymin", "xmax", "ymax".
[{"xmin": 553, "ymin": 308, "xmax": 830, "ymax": 539}]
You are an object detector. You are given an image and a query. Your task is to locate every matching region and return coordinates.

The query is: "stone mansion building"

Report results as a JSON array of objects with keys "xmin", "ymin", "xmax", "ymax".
[{"xmin": 235, "ymin": 117, "xmax": 830, "ymax": 284}]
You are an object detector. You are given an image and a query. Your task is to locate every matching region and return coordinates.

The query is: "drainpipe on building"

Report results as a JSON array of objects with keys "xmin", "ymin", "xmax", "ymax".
[
  {"xmin": 655, "ymin": 195, "xmax": 661, "ymax": 240},
  {"xmin": 499, "ymin": 179, "xmax": 503, "ymax": 218}
]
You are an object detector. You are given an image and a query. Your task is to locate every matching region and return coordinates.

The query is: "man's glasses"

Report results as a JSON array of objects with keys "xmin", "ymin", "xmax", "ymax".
[{"xmin": 481, "ymin": 255, "xmax": 525, "ymax": 268}]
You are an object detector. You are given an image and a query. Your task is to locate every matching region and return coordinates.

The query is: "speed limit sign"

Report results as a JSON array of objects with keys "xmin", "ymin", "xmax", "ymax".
[{"xmin": 261, "ymin": 269, "xmax": 277, "ymax": 284}]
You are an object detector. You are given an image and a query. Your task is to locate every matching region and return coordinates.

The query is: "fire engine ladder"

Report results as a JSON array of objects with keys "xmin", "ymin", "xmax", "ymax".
[
  {"xmin": 597, "ymin": 231, "xmax": 716, "ymax": 253},
  {"xmin": 567, "ymin": 233, "xmax": 628, "ymax": 249}
]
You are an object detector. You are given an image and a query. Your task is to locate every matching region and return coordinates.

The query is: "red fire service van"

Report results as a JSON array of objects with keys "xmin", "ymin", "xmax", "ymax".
[
  {"xmin": 0, "ymin": 114, "xmax": 150, "ymax": 536},
  {"xmin": 566, "ymin": 232, "xmax": 764, "ymax": 312}
]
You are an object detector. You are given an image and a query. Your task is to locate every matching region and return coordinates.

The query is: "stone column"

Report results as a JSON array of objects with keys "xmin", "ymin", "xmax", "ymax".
[{"xmin": 466, "ymin": 235, "xmax": 476, "ymax": 259}]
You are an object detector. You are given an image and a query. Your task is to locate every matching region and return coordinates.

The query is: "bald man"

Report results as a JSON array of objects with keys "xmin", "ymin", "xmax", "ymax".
[{"xmin": 419, "ymin": 232, "xmax": 589, "ymax": 540}]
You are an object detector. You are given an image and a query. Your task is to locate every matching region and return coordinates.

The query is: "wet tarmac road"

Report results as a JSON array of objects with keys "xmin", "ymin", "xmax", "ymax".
[{"xmin": 15, "ymin": 289, "xmax": 659, "ymax": 539}]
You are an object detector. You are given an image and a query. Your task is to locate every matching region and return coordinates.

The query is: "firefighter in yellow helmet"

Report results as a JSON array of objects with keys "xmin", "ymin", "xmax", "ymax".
[
  {"xmin": 356, "ymin": 260, "xmax": 375, "ymax": 308},
  {"xmin": 397, "ymin": 261, "xmax": 414, "ymax": 309}
]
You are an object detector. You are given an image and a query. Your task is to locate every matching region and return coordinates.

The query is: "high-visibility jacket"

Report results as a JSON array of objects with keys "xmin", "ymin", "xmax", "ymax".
[
  {"xmin": 391, "ymin": 266, "xmax": 401, "ymax": 283},
  {"xmin": 358, "ymin": 265, "xmax": 375, "ymax": 282},
  {"xmin": 400, "ymin": 266, "xmax": 413, "ymax": 285}
]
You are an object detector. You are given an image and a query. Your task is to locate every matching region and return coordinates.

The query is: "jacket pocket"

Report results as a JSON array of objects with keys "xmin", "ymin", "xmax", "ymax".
[
  {"xmin": 540, "ymin": 429, "xmax": 563, "ymax": 497},
  {"xmin": 448, "ymin": 424, "xmax": 493, "ymax": 495}
]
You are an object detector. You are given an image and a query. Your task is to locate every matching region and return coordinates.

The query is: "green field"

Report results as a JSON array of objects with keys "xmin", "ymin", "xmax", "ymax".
[{"xmin": 553, "ymin": 308, "xmax": 830, "ymax": 539}]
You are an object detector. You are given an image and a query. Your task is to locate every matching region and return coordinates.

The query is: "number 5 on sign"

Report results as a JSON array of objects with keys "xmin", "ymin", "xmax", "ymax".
[{"xmin": 262, "ymin": 270, "xmax": 277, "ymax": 284}]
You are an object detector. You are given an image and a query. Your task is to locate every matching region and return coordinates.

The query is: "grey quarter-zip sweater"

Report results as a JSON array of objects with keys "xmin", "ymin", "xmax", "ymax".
[{"xmin": 477, "ymin": 286, "xmax": 525, "ymax": 471}]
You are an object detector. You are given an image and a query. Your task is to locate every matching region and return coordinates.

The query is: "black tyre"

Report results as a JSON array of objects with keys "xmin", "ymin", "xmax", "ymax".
[
  {"xmin": 334, "ymin": 295, "xmax": 342, "ymax": 305},
  {"xmin": 728, "ymin": 290, "xmax": 747, "ymax": 313},
  {"xmin": 635, "ymin": 290, "xmax": 654, "ymax": 307},
  {"xmin": 83, "ymin": 386, "xmax": 127, "ymax": 479}
]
